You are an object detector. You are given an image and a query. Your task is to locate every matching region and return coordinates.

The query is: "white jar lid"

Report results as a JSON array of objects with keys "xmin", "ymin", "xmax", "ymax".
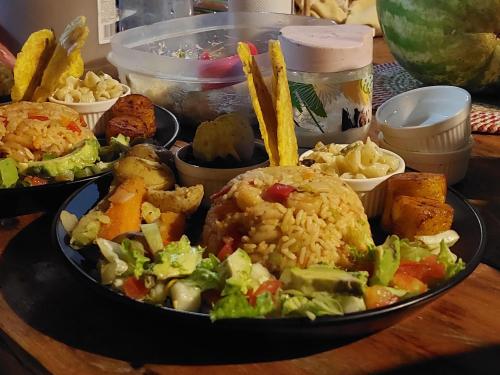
[{"xmin": 279, "ymin": 25, "xmax": 374, "ymax": 73}]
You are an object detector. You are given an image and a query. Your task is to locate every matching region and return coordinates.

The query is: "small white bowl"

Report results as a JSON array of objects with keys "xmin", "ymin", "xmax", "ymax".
[
  {"xmin": 49, "ymin": 84, "xmax": 130, "ymax": 134},
  {"xmin": 378, "ymin": 132, "xmax": 473, "ymax": 185},
  {"xmin": 300, "ymin": 145, "xmax": 405, "ymax": 218},
  {"xmin": 175, "ymin": 143, "xmax": 269, "ymax": 207},
  {"xmin": 376, "ymin": 86, "xmax": 471, "ymax": 152}
]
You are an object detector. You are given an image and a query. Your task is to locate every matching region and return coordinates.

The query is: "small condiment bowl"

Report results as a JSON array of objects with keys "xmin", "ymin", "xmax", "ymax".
[
  {"xmin": 378, "ymin": 132, "xmax": 473, "ymax": 185},
  {"xmin": 49, "ymin": 84, "xmax": 130, "ymax": 134},
  {"xmin": 175, "ymin": 142, "xmax": 269, "ymax": 207},
  {"xmin": 300, "ymin": 146, "xmax": 405, "ymax": 218},
  {"xmin": 376, "ymin": 86, "xmax": 471, "ymax": 152}
]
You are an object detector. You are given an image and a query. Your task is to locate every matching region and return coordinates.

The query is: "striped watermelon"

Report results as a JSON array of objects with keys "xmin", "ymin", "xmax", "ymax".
[{"xmin": 377, "ymin": 0, "xmax": 500, "ymax": 91}]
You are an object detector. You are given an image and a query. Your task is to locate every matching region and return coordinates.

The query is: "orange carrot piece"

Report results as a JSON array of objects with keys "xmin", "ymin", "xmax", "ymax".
[{"xmin": 99, "ymin": 178, "xmax": 146, "ymax": 240}]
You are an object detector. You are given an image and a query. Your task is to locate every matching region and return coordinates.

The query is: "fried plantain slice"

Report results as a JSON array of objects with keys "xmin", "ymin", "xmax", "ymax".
[
  {"xmin": 11, "ymin": 29, "xmax": 56, "ymax": 101},
  {"xmin": 269, "ymin": 40, "xmax": 298, "ymax": 166},
  {"xmin": 237, "ymin": 42, "xmax": 279, "ymax": 166}
]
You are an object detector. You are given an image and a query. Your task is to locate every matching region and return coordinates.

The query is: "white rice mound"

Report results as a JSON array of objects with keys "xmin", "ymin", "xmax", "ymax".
[
  {"xmin": 202, "ymin": 166, "xmax": 374, "ymax": 273},
  {"xmin": 0, "ymin": 101, "xmax": 95, "ymax": 162}
]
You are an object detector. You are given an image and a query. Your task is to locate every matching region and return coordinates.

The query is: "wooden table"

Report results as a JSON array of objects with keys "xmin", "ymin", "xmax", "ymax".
[{"xmin": 1, "ymin": 38, "xmax": 499, "ymax": 375}]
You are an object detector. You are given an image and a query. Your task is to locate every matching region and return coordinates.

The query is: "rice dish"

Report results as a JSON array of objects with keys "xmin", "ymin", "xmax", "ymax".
[
  {"xmin": 202, "ymin": 166, "xmax": 374, "ymax": 273},
  {"xmin": 0, "ymin": 101, "xmax": 95, "ymax": 163}
]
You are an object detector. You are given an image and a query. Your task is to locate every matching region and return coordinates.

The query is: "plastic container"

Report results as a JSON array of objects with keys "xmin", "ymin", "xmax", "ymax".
[
  {"xmin": 279, "ymin": 25, "xmax": 375, "ymax": 148},
  {"xmin": 299, "ymin": 146, "xmax": 405, "ymax": 218},
  {"xmin": 49, "ymin": 84, "xmax": 130, "ymax": 134},
  {"xmin": 175, "ymin": 143, "xmax": 269, "ymax": 206},
  {"xmin": 378, "ymin": 133, "xmax": 473, "ymax": 185},
  {"xmin": 376, "ymin": 86, "xmax": 472, "ymax": 152},
  {"xmin": 108, "ymin": 12, "xmax": 333, "ymax": 128}
]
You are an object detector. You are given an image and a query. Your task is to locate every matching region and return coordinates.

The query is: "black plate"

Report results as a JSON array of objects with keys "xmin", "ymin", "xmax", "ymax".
[
  {"xmin": 0, "ymin": 106, "xmax": 179, "ymax": 218},
  {"xmin": 53, "ymin": 175, "xmax": 486, "ymax": 339}
]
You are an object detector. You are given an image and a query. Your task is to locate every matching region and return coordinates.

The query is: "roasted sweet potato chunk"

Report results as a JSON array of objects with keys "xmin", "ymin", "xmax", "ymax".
[
  {"xmin": 390, "ymin": 195, "xmax": 453, "ymax": 239},
  {"xmin": 111, "ymin": 94, "xmax": 156, "ymax": 137},
  {"xmin": 382, "ymin": 172, "xmax": 447, "ymax": 230}
]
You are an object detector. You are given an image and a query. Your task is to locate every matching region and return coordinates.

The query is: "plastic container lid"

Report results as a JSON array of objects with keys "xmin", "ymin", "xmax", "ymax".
[
  {"xmin": 108, "ymin": 12, "xmax": 333, "ymax": 84},
  {"xmin": 279, "ymin": 25, "xmax": 374, "ymax": 73}
]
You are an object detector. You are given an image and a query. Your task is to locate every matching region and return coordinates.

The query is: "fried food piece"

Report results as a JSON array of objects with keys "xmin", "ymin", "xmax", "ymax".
[
  {"xmin": 111, "ymin": 94, "xmax": 156, "ymax": 137},
  {"xmin": 106, "ymin": 115, "xmax": 148, "ymax": 142},
  {"xmin": 32, "ymin": 16, "xmax": 88, "ymax": 102},
  {"xmin": 114, "ymin": 156, "xmax": 175, "ymax": 190},
  {"xmin": 269, "ymin": 40, "xmax": 298, "ymax": 166},
  {"xmin": 382, "ymin": 172, "xmax": 447, "ymax": 230},
  {"xmin": 390, "ymin": 195, "xmax": 454, "ymax": 240},
  {"xmin": 238, "ymin": 42, "xmax": 279, "ymax": 166},
  {"xmin": 126, "ymin": 143, "xmax": 160, "ymax": 162},
  {"xmin": 146, "ymin": 185, "xmax": 204, "ymax": 215},
  {"xmin": 11, "ymin": 29, "xmax": 56, "ymax": 101}
]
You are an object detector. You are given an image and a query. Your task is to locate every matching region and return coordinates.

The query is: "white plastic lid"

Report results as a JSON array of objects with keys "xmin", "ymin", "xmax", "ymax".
[{"xmin": 279, "ymin": 25, "xmax": 374, "ymax": 73}]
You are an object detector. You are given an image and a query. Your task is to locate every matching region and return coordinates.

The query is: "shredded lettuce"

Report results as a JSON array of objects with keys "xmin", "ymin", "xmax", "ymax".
[
  {"xmin": 99, "ymin": 134, "xmax": 130, "ymax": 162},
  {"xmin": 121, "ymin": 239, "xmax": 150, "ymax": 279},
  {"xmin": 438, "ymin": 240, "xmax": 466, "ymax": 279},
  {"xmin": 185, "ymin": 254, "xmax": 222, "ymax": 291},
  {"xmin": 281, "ymin": 291, "xmax": 343, "ymax": 320},
  {"xmin": 210, "ymin": 292, "xmax": 275, "ymax": 321},
  {"xmin": 152, "ymin": 236, "xmax": 203, "ymax": 280},
  {"xmin": 369, "ymin": 235, "xmax": 400, "ymax": 286},
  {"xmin": 399, "ymin": 239, "xmax": 433, "ymax": 262}
]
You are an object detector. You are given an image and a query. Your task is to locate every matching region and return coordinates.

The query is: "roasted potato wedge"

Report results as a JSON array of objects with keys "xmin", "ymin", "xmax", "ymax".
[
  {"xmin": 105, "ymin": 115, "xmax": 148, "ymax": 142},
  {"xmin": 111, "ymin": 94, "xmax": 156, "ymax": 137},
  {"xmin": 390, "ymin": 195, "xmax": 454, "ymax": 239},
  {"xmin": 382, "ymin": 172, "xmax": 447, "ymax": 230},
  {"xmin": 114, "ymin": 156, "xmax": 175, "ymax": 190},
  {"xmin": 146, "ymin": 185, "xmax": 204, "ymax": 215},
  {"xmin": 126, "ymin": 143, "xmax": 160, "ymax": 162}
]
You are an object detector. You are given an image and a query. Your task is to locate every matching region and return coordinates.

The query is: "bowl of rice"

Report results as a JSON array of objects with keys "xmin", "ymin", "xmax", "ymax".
[
  {"xmin": 299, "ymin": 139, "xmax": 405, "ymax": 218},
  {"xmin": 202, "ymin": 165, "xmax": 374, "ymax": 273},
  {"xmin": 49, "ymin": 71, "xmax": 130, "ymax": 134}
]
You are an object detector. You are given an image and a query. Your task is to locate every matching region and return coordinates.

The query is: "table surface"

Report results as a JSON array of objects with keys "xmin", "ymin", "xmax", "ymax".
[{"xmin": 1, "ymin": 38, "xmax": 500, "ymax": 375}]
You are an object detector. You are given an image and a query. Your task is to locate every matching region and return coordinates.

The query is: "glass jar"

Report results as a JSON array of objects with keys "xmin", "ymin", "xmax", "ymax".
[{"xmin": 280, "ymin": 24, "xmax": 375, "ymax": 147}]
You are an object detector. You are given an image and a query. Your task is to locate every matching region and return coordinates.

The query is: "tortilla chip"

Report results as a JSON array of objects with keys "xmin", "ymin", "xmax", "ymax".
[
  {"xmin": 33, "ymin": 16, "xmax": 88, "ymax": 102},
  {"xmin": 269, "ymin": 40, "xmax": 298, "ymax": 167},
  {"xmin": 237, "ymin": 42, "xmax": 279, "ymax": 166},
  {"xmin": 11, "ymin": 29, "xmax": 56, "ymax": 102}
]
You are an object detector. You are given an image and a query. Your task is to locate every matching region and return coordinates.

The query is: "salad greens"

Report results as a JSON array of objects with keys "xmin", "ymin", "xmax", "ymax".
[{"xmin": 85, "ymin": 225, "xmax": 466, "ymax": 321}]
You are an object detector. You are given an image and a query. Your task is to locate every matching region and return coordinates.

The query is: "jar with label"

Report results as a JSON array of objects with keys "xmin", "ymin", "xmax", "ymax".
[{"xmin": 279, "ymin": 25, "xmax": 374, "ymax": 147}]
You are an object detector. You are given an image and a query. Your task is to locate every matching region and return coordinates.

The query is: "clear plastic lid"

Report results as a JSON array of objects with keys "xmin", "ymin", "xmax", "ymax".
[{"xmin": 108, "ymin": 12, "xmax": 333, "ymax": 84}]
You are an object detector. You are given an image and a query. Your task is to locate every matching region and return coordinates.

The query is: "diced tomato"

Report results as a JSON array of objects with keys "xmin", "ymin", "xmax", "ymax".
[
  {"xmin": 199, "ymin": 51, "xmax": 211, "ymax": 60},
  {"xmin": 217, "ymin": 237, "xmax": 236, "ymax": 261},
  {"xmin": 398, "ymin": 256, "xmax": 446, "ymax": 285},
  {"xmin": 66, "ymin": 121, "xmax": 82, "ymax": 134},
  {"xmin": 122, "ymin": 277, "xmax": 149, "ymax": 299},
  {"xmin": 210, "ymin": 184, "xmax": 231, "ymax": 200},
  {"xmin": 24, "ymin": 176, "xmax": 48, "ymax": 186},
  {"xmin": 247, "ymin": 280, "xmax": 282, "ymax": 306},
  {"xmin": 391, "ymin": 272, "xmax": 428, "ymax": 294},
  {"xmin": 262, "ymin": 183, "xmax": 296, "ymax": 204},
  {"xmin": 364, "ymin": 285, "xmax": 399, "ymax": 309},
  {"xmin": 28, "ymin": 114, "xmax": 49, "ymax": 121}
]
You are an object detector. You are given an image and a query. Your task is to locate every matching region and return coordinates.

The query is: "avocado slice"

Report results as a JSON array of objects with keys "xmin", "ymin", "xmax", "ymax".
[
  {"xmin": 0, "ymin": 158, "xmax": 19, "ymax": 188},
  {"xmin": 369, "ymin": 235, "xmax": 401, "ymax": 286},
  {"xmin": 18, "ymin": 138, "xmax": 99, "ymax": 178},
  {"xmin": 280, "ymin": 265, "xmax": 368, "ymax": 297}
]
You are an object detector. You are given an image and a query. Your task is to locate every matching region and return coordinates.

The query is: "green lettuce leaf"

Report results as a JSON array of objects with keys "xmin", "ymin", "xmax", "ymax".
[
  {"xmin": 121, "ymin": 239, "xmax": 150, "ymax": 279},
  {"xmin": 369, "ymin": 235, "xmax": 401, "ymax": 286},
  {"xmin": 399, "ymin": 239, "xmax": 433, "ymax": 262},
  {"xmin": 152, "ymin": 235, "xmax": 203, "ymax": 280},
  {"xmin": 437, "ymin": 240, "xmax": 466, "ymax": 279},
  {"xmin": 281, "ymin": 291, "xmax": 343, "ymax": 320},
  {"xmin": 185, "ymin": 254, "xmax": 222, "ymax": 291},
  {"xmin": 209, "ymin": 292, "xmax": 275, "ymax": 321}
]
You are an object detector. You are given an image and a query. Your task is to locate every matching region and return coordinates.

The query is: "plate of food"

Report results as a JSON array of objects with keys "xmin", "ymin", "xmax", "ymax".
[
  {"xmin": 53, "ymin": 41, "xmax": 485, "ymax": 339},
  {"xmin": 0, "ymin": 17, "xmax": 179, "ymax": 217}
]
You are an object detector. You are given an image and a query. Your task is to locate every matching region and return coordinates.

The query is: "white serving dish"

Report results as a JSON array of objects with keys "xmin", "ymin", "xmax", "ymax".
[
  {"xmin": 49, "ymin": 84, "xmax": 130, "ymax": 134},
  {"xmin": 300, "ymin": 145, "xmax": 405, "ymax": 218},
  {"xmin": 175, "ymin": 143, "xmax": 269, "ymax": 207},
  {"xmin": 376, "ymin": 86, "xmax": 471, "ymax": 152},
  {"xmin": 378, "ymin": 132, "xmax": 473, "ymax": 185}
]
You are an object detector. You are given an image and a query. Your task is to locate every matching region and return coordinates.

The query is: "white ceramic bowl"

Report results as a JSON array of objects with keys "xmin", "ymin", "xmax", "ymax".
[
  {"xmin": 175, "ymin": 143, "xmax": 269, "ymax": 207},
  {"xmin": 300, "ymin": 146, "xmax": 405, "ymax": 218},
  {"xmin": 49, "ymin": 84, "xmax": 130, "ymax": 134},
  {"xmin": 378, "ymin": 132, "xmax": 473, "ymax": 185},
  {"xmin": 376, "ymin": 86, "xmax": 471, "ymax": 152}
]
